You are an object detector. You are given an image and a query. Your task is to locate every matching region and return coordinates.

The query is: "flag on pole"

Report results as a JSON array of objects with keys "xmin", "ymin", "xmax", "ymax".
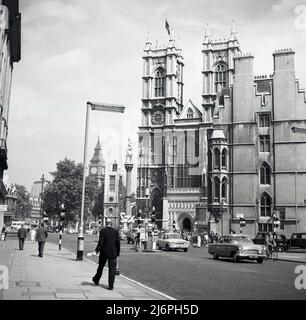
[{"xmin": 165, "ymin": 18, "xmax": 170, "ymax": 35}]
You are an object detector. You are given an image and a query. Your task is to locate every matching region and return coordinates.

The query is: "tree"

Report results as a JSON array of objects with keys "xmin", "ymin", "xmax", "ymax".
[
  {"xmin": 42, "ymin": 158, "xmax": 98, "ymax": 224},
  {"xmin": 14, "ymin": 184, "xmax": 32, "ymax": 220},
  {"xmin": 92, "ymin": 187, "xmax": 104, "ymax": 222}
]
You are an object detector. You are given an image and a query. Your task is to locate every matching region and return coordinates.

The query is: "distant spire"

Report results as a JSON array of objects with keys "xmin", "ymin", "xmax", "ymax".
[
  {"xmin": 203, "ymin": 22, "xmax": 210, "ymax": 43},
  {"xmin": 168, "ymin": 28, "xmax": 175, "ymax": 48},
  {"xmin": 229, "ymin": 19, "xmax": 237, "ymax": 40},
  {"xmin": 95, "ymin": 136, "xmax": 101, "ymax": 150},
  {"xmin": 144, "ymin": 31, "xmax": 152, "ymax": 51}
]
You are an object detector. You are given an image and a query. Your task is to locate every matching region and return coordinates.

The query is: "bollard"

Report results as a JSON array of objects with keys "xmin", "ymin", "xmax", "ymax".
[{"xmin": 59, "ymin": 229, "xmax": 62, "ymax": 251}]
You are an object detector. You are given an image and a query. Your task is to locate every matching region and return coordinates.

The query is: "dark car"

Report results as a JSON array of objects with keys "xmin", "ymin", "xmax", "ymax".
[
  {"xmin": 252, "ymin": 232, "xmax": 289, "ymax": 252},
  {"xmin": 287, "ymin": 233, "xmax": 306, "ymax": 249}
]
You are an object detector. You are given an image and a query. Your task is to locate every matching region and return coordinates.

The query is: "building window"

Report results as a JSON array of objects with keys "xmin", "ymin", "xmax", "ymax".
[
  {"xmin": 260, "ymin": 193, "xmax": 272, "ymax": 217},
  {"xmin": 260, "ymin": 162, "xmax": 271, "ymax": 185},
  {"xmin": 214, "ymin": 148, "xmax": 220, "ymax": 170},
  {"xmin": 154, "ymin": 68, "xmax": 165, "ymax": 97},
  {"xmin": 214, "ymin": 176, "xmax": 220, "ymax": 202},
  {"xmin": 259, "ymin": 114, "xmax": 270, "ymax": 127},
  {"xmin": 215, "ymin": 63, "xmax": 227, "ymax": 91},
  {"xmin": 187, "ymin": 108, "xmax": 194, "ymax": 119},
  {"xmin": 221, "ymin": 149, "xmax": 227, "ymax": 170},
  {"xmin": 109, "ymin": 176, "xmax": 116, "ymax": 192},
  {"xmin": 279, "ymin": 208, "xmax": 286, "ymax": 230},
  {"xmin": 259, "ymin": 135, "xmax": 270, "ymax": 152},
  {"xmin": 258, "ymin": 223, "xmax": 273, "ymax": 232},
  {"xmin": 208, "ymin": 148, "xmax": 212, "ymax": 171},
  {"xmin": 221, "ymin": 177, "xmax": 227, "ymax": 200}
]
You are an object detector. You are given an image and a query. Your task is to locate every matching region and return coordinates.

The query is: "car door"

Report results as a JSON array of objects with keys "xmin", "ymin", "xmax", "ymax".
[
  {"xmin": 290, "ymin": 234, "xmax": 299, "ymax": 247},
  {"xmin": 300, "ymin": 234, "xmax": 306, "ymax": 248},
  {"xmin": 216, "ymin": 236, "xmax": 225, "ymax": 256}
]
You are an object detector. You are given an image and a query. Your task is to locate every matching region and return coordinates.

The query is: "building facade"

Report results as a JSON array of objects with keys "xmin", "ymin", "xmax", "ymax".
[
  {"xmin": 136, "ymin": 24, "xmax": 306, "ymax": 237},
  {"xmin": 104, "ymin": 161, "xmax": 125, "ymax": 228},
  {"xmin": 0, "ymin": 0, "xmax": 21, "ymax": 232}
]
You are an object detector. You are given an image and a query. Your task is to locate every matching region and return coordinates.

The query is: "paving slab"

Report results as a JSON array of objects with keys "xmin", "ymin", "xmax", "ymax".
[{"xmin": 0, "ymin": 239, "xmax": 172, "ymax": 300}]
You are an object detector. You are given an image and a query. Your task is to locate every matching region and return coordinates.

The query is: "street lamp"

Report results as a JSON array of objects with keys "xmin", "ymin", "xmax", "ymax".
[
  {"xmin": 145, "ymin": 186, "xmax": 150, "ymax": 219},
  {"xmin": 76, "ymin": 101, "xmax": 125, "ymax": 261}
]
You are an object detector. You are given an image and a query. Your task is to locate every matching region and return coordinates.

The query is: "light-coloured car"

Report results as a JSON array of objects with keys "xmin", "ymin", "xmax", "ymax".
[
  {"xmin": 208, "ymin": 234, "xmax": 267, "ymax": 263},
  {"xmin": 156, "ymin": 233, "xmax": 190, "ymax": 252}
]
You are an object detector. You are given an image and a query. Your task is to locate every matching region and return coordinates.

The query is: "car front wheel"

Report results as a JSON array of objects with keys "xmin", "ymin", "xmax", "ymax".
[
  {"xmin": 275, "ymin": 246, "xmax": 284, "ymax": 253},
  {"xmin": 233, "ymin": 253, "xmax": 240, "ymax": 263},
  {"xmin": 257, "ymin": 258, "xmax": 264, "ymax": 264},
  {"xmin": 183, "ymin": 248, "xmax": 188, "ymax": 252},
  {"xmin": 213, "ymin": 253, "xmax": 219, "ymax": 260},
  {"xmin": 166, "ymin": 244, "xmax": 170, "ymax": 251}
]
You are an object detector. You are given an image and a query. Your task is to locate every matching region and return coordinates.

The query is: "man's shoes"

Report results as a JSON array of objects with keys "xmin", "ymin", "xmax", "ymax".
[
  {"xmin": 108, "ymin": 286, "xmax": 113, "ymax": 290},
  {"xmin": 92, "ymin": 277, "xmax": 99, "ymax": 286}
]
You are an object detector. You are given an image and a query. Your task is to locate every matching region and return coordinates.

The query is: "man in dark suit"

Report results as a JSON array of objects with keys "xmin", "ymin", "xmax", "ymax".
[
  {"xmin": 36, "ymin": 223, "xmax": 48, "ymax": 257},
  {"xmin": 18, "ymin": 225, "xmax": 27, "ymax": 250},
  {"xmin": 92, "ymin": 218, "xmax": 120, "ymax": 290}
]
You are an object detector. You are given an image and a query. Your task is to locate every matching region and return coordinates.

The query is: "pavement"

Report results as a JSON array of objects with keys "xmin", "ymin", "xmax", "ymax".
[
  {"xmin": 277, "ymin": 250, "xmax": 306, "ymax": 263},
  {"xmin": 0, "ymin": 238, "xmax": 173, "ymax": 300}
]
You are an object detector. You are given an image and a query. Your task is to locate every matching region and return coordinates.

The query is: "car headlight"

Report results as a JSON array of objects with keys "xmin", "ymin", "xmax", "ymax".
[
  {"xmin": 258, "ymin": 250, "xmax": 262, "ymax": 254},
  {"xmin": 238, "ymin": 246, "xmax": 243, "ymax": 250}
]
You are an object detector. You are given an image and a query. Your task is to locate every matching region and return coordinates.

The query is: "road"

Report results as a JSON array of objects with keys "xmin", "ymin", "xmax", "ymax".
[{"xmin": 47, "ymin": 233, "xmax": 306, "ymax": 300}]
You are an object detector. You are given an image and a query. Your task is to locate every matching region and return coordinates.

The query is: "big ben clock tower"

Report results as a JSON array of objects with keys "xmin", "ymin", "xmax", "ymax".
[{"xmin": 89, "ymin": 137, "xmax": 105, "ymax": 188}]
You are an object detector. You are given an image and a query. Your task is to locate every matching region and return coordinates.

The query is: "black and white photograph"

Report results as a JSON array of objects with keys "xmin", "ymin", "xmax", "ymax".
[{"xmin": 0, "ymin": 0, "xmax": 306, "ymax": 309}]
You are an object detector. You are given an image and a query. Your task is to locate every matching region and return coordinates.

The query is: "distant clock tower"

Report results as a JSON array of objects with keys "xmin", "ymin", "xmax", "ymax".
[{"xmin": 89, "ymin": 137, "xmax": 105, "ymax": 188}]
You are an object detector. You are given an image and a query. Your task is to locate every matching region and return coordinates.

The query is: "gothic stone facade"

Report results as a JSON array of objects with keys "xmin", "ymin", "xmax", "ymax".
[{"xmin": 136, "ymin": 27, "xmax": 306, "ymax": 238}]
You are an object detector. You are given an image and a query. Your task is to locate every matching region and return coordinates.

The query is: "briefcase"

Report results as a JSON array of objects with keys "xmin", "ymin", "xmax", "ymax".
[{"xmin": 115, "ymin": 258, "xmax": 120, "ymax": 276}]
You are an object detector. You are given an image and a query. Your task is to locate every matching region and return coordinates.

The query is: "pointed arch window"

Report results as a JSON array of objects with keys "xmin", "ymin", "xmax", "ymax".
[
  {"xmin": 187, "ymin": 108, "xmax": 194, "ymax": 119},
  {"xmin": 221, "ymin": 149, "xmax": 227, "ymax": 170},
  {"xmin": 260, "ymin": 193, "xmax": 272, "ymax": 217},
  {"xmin": 260, "ymin": 162, "xmax": 271, "ymax": 185},
  {"xmin": 208, "ymin": 148, "xmax": 212, "ymax": 171},
  {"xmin": 221, "ymin": 177, "xmax": 227, "ymax": 200},
  {"xmin": 215, "ymin": 63, "xmax": 227, "ymax": 91},
  {"xmin": 214, "ymin": 176, "xmax": 220, "ymax": 202},
  {"xmin": 259, "ymin": 135, "xmax": 270, "ymax": 153},
  {"xmin": 214, "ymin": 148, "xmax": 220, "ymax": 170},
  {"xmin": 154, "ymin": 68, "xmax": 165, "ymax": 97}
]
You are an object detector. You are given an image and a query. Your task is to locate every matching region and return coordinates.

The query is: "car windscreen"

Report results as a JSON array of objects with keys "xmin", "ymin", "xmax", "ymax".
[
  {"xmin": 167, "ymin": 234, "xmax": 182, "ymax": 239},
  {"xmin": 230, "ymin": 236, "xmax": 252, "ymax": 243}
]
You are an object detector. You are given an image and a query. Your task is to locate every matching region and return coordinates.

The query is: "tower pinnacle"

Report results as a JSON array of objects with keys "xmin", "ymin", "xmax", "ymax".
[
  {"xmin": 203, "ymin": 23, "xmax": 211, "ymax": 43},
  {"xmin": 229, "ymin": 19, "xmax": 237, "ymax": 40}
]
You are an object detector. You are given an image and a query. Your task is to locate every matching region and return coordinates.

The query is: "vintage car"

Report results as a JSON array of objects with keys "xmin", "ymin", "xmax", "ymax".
[
  {"xmin": 208, "ymin": 234, "xmax": 267, "ymax": 263},
  {"xmin": 156, "ymin": 233, "xmax": 190, "ymax": 252}
]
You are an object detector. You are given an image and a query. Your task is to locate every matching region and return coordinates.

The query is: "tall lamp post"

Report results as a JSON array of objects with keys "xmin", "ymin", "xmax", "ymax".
[
  {"xmin": 39, "ymin": 174, "xmax": 46, "ymax": 222},
  {"xmin": 76, "ymin": 101, "xmax": 125, "ymax": 261},
  {"xmin": 145, "ymin": 186, "xmax": 150, "ymax": 219}
]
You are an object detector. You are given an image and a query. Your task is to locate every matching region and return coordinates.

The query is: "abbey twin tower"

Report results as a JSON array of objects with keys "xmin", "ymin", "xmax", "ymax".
[{"xmin": 136, "ymin": 22, "xmax": 306, "ymax": 238}]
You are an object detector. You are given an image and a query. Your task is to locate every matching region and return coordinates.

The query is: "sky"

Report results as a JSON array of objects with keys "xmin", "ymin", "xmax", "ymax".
[{"xmin": 6, "ymin": 0, "xmax": 306, "ymax": 193}]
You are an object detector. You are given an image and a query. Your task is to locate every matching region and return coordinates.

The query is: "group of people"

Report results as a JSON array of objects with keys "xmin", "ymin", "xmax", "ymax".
[{"xmin": 2, "ymin": 223, "xmax": 48, "ymax": 257}]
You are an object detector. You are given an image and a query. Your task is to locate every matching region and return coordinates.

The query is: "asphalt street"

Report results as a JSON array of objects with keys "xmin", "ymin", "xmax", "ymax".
[{"xmin": 47, "ymin": 233, "xmax": 306, "ymax": 300}]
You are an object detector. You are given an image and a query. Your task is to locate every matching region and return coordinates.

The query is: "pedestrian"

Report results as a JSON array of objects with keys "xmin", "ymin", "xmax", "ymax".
[
  {"xmin": 36, "ymin": 223, "xmax": 48, "ymax": 257},
  {"xmin": 30, "ymin": 228, "xmax": 36, "ymax": 242},
  {"xmin": 1, "ymin": 225, "xmax": 7, "ymax": 241},
  {"xmin": 134, "ymin": 225, "xmax": 141, "ymax": 252},
  {"xmin": 265, "ymin": 232, "xmax": 276, "ymax": 258},
  {"xmin": 17, "ymin": 224, "xmax": 27, "ymax": 250},
  {"xmin": 92, "ymin": 218, "xmax": 120, "ymax": 290},
  {"xmin": 204, "ymin": 233, "xmax": 209, "ymax": 246}
]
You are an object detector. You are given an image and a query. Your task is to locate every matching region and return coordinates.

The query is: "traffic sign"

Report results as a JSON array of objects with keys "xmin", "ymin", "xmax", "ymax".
[{"xmin": 236, "ymin": 213, "xmax": 244, "ymax": 219}]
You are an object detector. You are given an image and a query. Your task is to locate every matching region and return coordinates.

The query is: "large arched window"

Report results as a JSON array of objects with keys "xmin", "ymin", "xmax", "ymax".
[
  {"xmin": 214, "ymin": 177, "xmax": 220, "ymax": 202},
  {"xmin": 260, "ymin": 162, "xmax": 271, "ymax": 185},
  {"xmin": 215, "ymin": 63, "xmax": 227, "ymax": 91},
  {"xmin": 154, "ymin": 68, "xmax": 165, "ymax": 97},
  {"xmin": 221, "ymin": 149, "xmax": 227, "ymax": 170},
  {"xmin": 260, "ymin": 193, "xmax": 272, "ymax": 217},
  {"xmin": 221, "ymin": 177, "xmax": 227, "ymax": 200},
  {"xmin": 187, "ymin": 108, "xmax": 194, "ymax": 119},
  {"xmin": 214, "ymin": 148, "xmax": 220, "ymax": 170}
]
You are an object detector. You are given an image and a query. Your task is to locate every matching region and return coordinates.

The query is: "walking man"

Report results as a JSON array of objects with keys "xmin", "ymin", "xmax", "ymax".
[
  {"xmin": 1, "ymin": 225, "xmax": 7, "ymax": 241},
  {"xmin": 92, "ymin": 218, "xmax": 120, "ymax": 290},
  {"xmin": 36, "ymin": 223, "xmax": 48, "ymax": 257},
  {"xmin": 17, "ymin": 224, "xmax": 27, "ymax": 250}
]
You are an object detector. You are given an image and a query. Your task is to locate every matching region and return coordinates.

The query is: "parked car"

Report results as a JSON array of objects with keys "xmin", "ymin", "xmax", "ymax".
[
  {"xmin": 126, "ymin": 228, "xmax": 137, "ymax": 244},
  {"xmin": 156, "ymin": 233, "xmax": 189, "ymax": 252},
  {"xmin": 287, "ymin": 233, "xmax": 306, "ymax": 249},
  {"xmin": 208, "ymin": 234, "xmax": 267, "ymax": 263},
  {"xmin": 85, "ymin": 228, "xmax": 94, "ymax": 235},
  {"xmin": 252, "ymin": 232, "xmax": 289, "ymax": 252},
  {"xmin": 5, "ymin": 227, "xmax": 18, "ymax": 237}
]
